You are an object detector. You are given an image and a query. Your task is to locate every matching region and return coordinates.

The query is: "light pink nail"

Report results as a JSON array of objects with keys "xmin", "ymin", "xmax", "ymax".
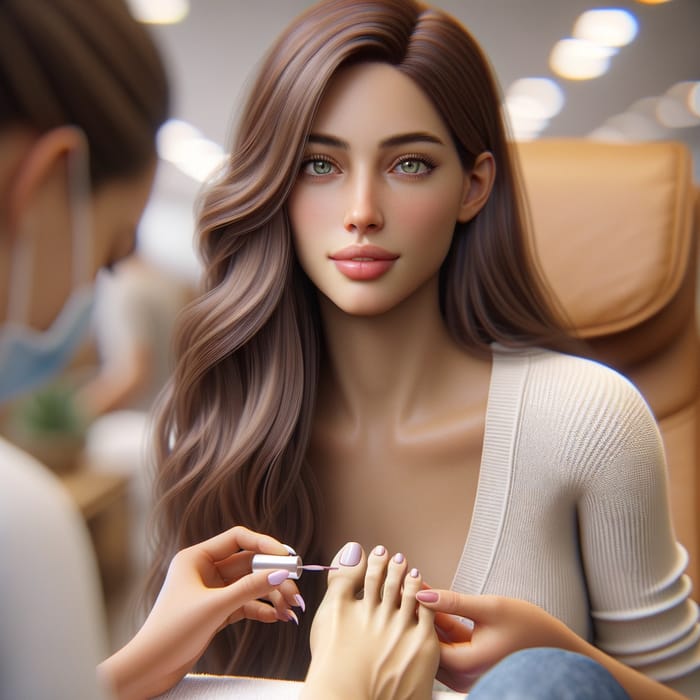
[
  {"xmin": 373, "ymin": 545, "xmax": 386, "ymax": 556},
  {"xmin": 268, "ymin": 569, "xmax": 290, "ymax": 586},
  {"xmin": 294, "ymin": 594, "xmax": 306, "ymax": 612},
  {"xmin": 287, "ymin": 610, "xmax": 299, "ymax": 625},
  {"xmin": 393, "ymin": 552, "xmax": 405, "ymax": 564},
  {"xmin": 410, "ymin": 567, "xmax": 419, "ymax": 578},
  {"xmin": 340, "ymin": 542, "xmax": 362, "ymax": 566}
]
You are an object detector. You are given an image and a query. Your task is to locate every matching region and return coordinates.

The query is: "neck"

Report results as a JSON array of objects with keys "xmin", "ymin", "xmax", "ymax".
[{"xmin": 316, "ymin": 276, "xmax": 479, "ymax": 426}]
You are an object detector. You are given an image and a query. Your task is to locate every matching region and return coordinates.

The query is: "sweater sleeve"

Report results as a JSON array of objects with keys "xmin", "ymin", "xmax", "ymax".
[{"xmin": 559, "ymin": 356, "xmax": 700, "ymax": 690}]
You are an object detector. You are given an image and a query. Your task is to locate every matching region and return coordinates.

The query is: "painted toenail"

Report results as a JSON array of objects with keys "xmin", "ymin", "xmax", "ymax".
[
  {"xmin": 373, "ymin": 545, "xmax": 386, "ymax": 556},
  {"xmin": 294, "ymin": 594, "xmax": 306, "ymax": 612},
  {"xmin": 410, "ymin": 567, "xmax": 419, "ymax": 578},
  {"xmin": 340, "ymin": 542, "xmax": 362, "ymax": 566},
  {"xmin": 393, "ymin": 552, "xmax": 405, "ymax": 564}
]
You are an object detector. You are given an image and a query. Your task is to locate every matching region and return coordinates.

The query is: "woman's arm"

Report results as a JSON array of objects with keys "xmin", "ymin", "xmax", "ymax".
[
  {"xmin": 416, "ymin": 590, "xmax": 691, "ymax": 700},
  {"xmin": 98, "ymin": 526, "xmax": 302, "ymax": 700}
]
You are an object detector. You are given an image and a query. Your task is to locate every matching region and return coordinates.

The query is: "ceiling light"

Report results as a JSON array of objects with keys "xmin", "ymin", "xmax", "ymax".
[
  {"xmin": 127, "ymin": 0, "xmax": 189, "ymax": 24},
  {"xmin": 634, "ymin": 0, "xmax": 672, "ymax": 4},
  {"xmin": 506, "ymin": 78, "xmax": 565, "ymax": 119},
  {"xmin": 573, "ymin": 9, "xmax": 638, "ymax": 48},
  {"xmin": 666, "ymin": 81, "xmax": 700, "ymax": 117},
  {"xmin": 656, "ymin": 82, "xmax": 700, "ymax": 127},
  {"xmin": 550, "ymin": 38, "xmax": 616, "ymax": 80},
  {"xmin": 157, "ymin": 119, "xmax": 226, "ymax": 182},
  {"xmin": 603, "ymin": 111, "xmax": 667, "ymax": 140}
]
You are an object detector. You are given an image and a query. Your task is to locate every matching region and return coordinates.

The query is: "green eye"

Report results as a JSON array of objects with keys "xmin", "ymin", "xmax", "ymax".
[
  {"xmin": 396, "ymin": 159, "xmax": 427, "ymax": 175},
  {"xmin": 306, "ymin": 159, "xmax": 333, "ymax": 175},
  {"xmin": 313, "ymin": 160, "xmax": 332, "ymax": 175}
]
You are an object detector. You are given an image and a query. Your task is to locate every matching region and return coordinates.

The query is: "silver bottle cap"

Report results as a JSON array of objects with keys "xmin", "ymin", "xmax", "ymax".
[{"xmin": 251, "ymin": 554, "xmax": 303, "ymax": 579}]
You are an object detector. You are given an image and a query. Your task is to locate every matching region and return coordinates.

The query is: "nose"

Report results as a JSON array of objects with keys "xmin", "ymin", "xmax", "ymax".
[{"xmin": 343, "ymin": 172, "xmax": 384, "ymax": 236}]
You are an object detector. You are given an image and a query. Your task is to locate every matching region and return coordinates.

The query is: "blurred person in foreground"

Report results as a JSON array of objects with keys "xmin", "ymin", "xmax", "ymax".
[{"xmin": 0, "ymin": 2, "xmax": 301, "ymax": 698}]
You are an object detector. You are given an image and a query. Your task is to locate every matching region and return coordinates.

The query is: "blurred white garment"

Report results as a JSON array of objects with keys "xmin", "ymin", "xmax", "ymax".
[{"xmin": 0, "ymin": 436, "xmax": 111, "ymax": 699}]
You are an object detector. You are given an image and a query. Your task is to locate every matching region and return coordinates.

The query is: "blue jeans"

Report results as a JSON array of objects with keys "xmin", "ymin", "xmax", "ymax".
[{"xmin": 467, "ymin": 648, "xmax": 631, "ymax": 699}]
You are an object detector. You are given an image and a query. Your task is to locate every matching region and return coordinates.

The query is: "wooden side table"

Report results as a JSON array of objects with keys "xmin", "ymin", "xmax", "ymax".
[{"xmin": 60, "ymin": 467, "xmax": 131, "ymax": 595}]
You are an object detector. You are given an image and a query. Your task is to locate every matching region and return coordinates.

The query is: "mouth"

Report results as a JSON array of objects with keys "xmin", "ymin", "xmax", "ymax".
[
  {"xmin": 329, "ymin": 246, "xmax": 399, "ymax": 281},
  {"xmin": 330, "ymin": 245, "xmax": 399, "ymax": 262}
]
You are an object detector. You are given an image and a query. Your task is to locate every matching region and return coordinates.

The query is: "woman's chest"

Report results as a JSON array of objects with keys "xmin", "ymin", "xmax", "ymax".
[{"xmin": 311, "ymin": 424, "xmax": 483, "ymax": 589}]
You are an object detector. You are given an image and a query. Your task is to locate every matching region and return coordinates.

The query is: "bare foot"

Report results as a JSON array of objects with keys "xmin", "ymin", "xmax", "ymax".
[{"xmin": 301, "ymin": 542, "xmax": 439, "ymax": 700}]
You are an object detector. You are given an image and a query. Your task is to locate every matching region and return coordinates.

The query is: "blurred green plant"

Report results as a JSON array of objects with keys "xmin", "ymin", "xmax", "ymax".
[{"xmin": 12, "ymin": 383, "xmax": 87, "ymax": 438}]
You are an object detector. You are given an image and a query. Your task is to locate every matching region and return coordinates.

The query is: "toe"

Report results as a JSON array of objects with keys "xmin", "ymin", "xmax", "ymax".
[
  {"xmin": 399, "ymin": 567, "xmax": 423, "ymax": 622},
  {"xmin": 363, "ymin": 545, "xmax": 390, "ymax": 604},
  {"xmin": 326, "ymin": 541, "xmax": 367, "ymax": 599},
  {"xmin": 381, "ymin": 552, "xmax": 408, "ymax": 610}
]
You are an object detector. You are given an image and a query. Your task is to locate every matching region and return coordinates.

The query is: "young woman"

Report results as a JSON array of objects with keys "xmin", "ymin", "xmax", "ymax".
[{"xmin": 147, "ymin": 0, "xmax": 700, "ymax": 697}]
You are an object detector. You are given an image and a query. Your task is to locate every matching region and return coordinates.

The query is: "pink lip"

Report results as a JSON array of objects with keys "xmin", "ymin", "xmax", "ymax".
[
  {"xmin": 330, "ymin": 245, "xmax": 399, "ymax": 262},
  {"xmin": 329, "ymin": 246, "xmax": 399, "ymax": 281}
]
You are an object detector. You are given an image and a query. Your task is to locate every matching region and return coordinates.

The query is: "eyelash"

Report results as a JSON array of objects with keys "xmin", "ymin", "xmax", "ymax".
[
  {"xmin": 299, "ymin": 153, "xmax": 437, "ymax": 178},
  {"xmin": 391, "ymin": 153, "xmax": 436, "ymax": 177}
]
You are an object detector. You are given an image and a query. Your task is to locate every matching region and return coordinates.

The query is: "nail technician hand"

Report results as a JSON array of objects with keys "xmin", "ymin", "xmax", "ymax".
[
  {"xmin": 415, "ymin": 590, "xmax": 578, "ymax": 692},
  {"xmin": 98, "ymin": 526, "xmax": 303, "ymax": 700}
]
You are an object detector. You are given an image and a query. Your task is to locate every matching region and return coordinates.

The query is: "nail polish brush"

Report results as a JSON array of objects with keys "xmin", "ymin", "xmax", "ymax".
[{"xmin": 252, "ymin": 554, "xmax": 338, "ymax": 580}]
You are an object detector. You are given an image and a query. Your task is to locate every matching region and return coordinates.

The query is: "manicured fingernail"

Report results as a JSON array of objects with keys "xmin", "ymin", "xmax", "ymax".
[
  {"xmin": 267, "ymin": 569, "xmax": 290, "ymax": 586},
  {"xmin": 287, "ymin": 610, "xmax": 299, "ymax": 625},
  {"xmin": 294, "ymin": 594, "xmax": 306, "ymax": 612},
  {"xmin": 410, "ymin": 567, "xmax": 419, "ymax": 578},
  {"xmin": 393, "ymin": 552, "xmax": 404, "ymax": 564},
  {"xmin": 283, "ymin": 544, "xmax": 297, "ymax": 555},
  {"xmin": 339, "ymin": 542, "xmax": 362, "ymax": 566},
  {"xmin": 416, "ymin": 590, "xmax": 439, "ymax": 603},
  {"xmin": 373, "ymin": 545, "xmax": 386, "ymax": 556}
]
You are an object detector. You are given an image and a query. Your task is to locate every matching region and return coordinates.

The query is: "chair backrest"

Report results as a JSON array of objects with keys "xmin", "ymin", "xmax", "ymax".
[{"xmin": 517, "ymin": 138, "xmax": 700, "ymax": 592}]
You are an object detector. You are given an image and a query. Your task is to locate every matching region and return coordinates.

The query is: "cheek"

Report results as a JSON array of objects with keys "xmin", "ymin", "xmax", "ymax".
[
  {"xmin": 288, "ymin": 189, "xmax": 335, "ymax": 267},
  {"xmin": 394, "ymin": 190, "xmax": 460, "ymax": 248}
]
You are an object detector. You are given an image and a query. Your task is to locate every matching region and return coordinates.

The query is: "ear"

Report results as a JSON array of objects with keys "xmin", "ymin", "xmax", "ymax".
[
  {"xmin": 457, "ymin": 151, "xmax": 496, "ymax": 223},
  {"xmin": 6, "ymin": 126, "xmax": 86, "ymax": 236}
]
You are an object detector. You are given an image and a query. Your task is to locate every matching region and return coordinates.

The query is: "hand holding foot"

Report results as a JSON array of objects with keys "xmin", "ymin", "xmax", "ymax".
[{"xmin": 302, "ymin": 543, "xmax": 439, "ymax": 700}]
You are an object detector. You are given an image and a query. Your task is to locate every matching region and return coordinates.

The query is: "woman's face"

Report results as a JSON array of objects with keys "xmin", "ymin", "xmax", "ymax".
[{"xmin": 288, "ymin": 62, "xmax": 474, "ymax": 317}]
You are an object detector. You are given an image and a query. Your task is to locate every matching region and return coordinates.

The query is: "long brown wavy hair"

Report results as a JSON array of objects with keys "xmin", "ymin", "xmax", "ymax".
[{"xmin": 147, "ymin": 0, "xmax": 572, "ymax": 680}]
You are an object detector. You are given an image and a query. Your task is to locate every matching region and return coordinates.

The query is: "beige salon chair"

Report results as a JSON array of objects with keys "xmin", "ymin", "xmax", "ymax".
[{"xmin": 518, "ymin": 138, "xmax": 700, "ymax": 595}]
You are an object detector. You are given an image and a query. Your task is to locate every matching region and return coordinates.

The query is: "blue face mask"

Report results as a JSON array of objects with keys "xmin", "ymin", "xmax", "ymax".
[
  {"xmin": 0, "ymin": 141, "xmax": 95, "ymax": 404},
  {"xmin": 0, "ymin": 287, "xmax": 95, "ymax": 403}
]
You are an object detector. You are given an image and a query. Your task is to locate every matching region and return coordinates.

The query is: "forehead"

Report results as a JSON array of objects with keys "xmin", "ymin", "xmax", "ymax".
[{"xmin": 310, "ymin": 62, "xmax": 452, "ymax": 142}]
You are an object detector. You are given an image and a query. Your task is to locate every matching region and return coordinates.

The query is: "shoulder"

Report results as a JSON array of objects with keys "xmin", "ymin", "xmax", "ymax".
[
  {"xmin": 494, "ymin": 345, "xmax": 649, "ymax": 413},
  {"xmin": 0, "ymin": 437, "xmax": 88, "ymax": 548},
  {"xmin": 492, "ymin": 347, "xmax": 664, "ymax": 475}
]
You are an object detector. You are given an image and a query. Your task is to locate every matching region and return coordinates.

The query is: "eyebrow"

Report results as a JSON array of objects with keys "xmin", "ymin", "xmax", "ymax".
[{"xmin": 306, "ymin": 131, "xmax": 446, "ymax": 149}]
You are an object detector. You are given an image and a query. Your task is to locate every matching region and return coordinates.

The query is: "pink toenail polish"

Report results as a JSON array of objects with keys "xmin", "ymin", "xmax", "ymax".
[
  {"xmin": 373, "ymin": 545, "xmax": 386, "ymax": 556},
  {"xmin": 294, "ymin": 594, "xmax": 306, "ymax": 612},
  {"xmin": 394, "ymin": 553, "xmax": 404, "ymax": 564},
  {"xmin": 410, "ymin": 568, "xmax": 419, "ymax": 578},
  {"xmin": 340, "ymin": 542, "xmax": 362, "ymax": 566}
]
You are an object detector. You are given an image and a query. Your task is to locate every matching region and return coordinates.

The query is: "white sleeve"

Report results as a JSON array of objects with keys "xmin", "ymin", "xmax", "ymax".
[
  {"xmin": 572, "ymin": 364, "xmax": 700, "ymax": 692},
  {"xmin": 0, "ymin": 439, "xmax": 111, "ymax": 700}
]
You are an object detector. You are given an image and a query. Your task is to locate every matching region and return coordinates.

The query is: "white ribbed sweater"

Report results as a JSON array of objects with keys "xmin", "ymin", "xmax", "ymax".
[{"xmin": 450, "ymin": 347, "xmax": 700, "ymax": 695}]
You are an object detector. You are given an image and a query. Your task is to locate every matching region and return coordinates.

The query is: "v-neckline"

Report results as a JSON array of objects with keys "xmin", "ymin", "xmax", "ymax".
[{"xmin": 450, "ymin": 347, "xmax": 532, "ymax": 594}]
